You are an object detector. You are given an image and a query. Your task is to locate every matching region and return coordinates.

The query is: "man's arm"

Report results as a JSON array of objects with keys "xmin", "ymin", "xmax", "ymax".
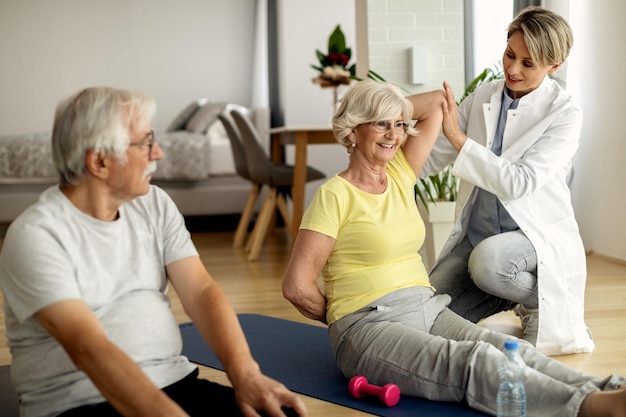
[
  {"xmin": 35, "ymin": 300, "xmax": 188, "ymax": 417},
  {"xmin": 167, "ymin": 256, "xmax": 307, "ymax": 417}
]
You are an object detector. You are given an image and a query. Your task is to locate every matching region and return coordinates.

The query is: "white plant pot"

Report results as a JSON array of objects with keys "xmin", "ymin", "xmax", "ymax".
[{"xmin": 418, "ymin": 201, "xmax": 456, "ymax": 271}]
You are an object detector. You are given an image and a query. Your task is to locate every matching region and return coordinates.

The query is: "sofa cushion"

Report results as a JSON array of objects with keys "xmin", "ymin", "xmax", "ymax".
[
  {"xmin": 166, "ymin": 99, "xmax": 205, "ymax": 132},
  {"xmin": 0, "ymin": 132, "xmax": 57, "ymax": 179},
  {"xmin": 185, "ymin": 102, "xmax": 227, "ymax": 134},
  {"xmin": 152, "ymin": 130, "xmax": 213, "ymax": 180}
]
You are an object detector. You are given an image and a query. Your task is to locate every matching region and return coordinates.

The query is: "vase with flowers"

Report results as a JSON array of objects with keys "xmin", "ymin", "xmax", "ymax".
[
  {"xmin": 311, "ymin": 25, "xmax": 356, "ymax": 106},
  {"xmin": 311, "ymin": 25, "xmax": 389, "ymax": 106}
]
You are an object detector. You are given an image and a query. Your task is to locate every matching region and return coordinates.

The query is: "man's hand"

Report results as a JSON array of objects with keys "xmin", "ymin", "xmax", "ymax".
[
  {"xmin": 234, "ymin": 372, "xmax": 307, "ymax": 417},
  {"xmin": 167, "ymin": 256, "xmax": 308, "ymax": 416}
]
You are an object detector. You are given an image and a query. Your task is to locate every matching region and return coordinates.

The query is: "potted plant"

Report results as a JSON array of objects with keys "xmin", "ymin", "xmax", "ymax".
[
  {"xmin": 416, "ymin": 63, "xmax": 503, "ymax": 207},
  {"xmin": 417, "ymin": 64, "xmax": 503, "ymax": 268}
]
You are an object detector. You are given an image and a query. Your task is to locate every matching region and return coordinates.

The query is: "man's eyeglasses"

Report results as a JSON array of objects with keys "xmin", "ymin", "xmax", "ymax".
[
  {"xmin": 369, "ymin": 120, "xmax": 409, "ymax": 135},
  {"xmin": 129, "ymin": 130, "xmax": 156, "ymax": 159}
]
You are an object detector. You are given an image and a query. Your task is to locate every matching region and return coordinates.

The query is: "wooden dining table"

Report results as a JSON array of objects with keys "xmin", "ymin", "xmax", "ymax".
[{"xmin": 269, "ymin": 126, "xmax": 337, "ymax": 242}]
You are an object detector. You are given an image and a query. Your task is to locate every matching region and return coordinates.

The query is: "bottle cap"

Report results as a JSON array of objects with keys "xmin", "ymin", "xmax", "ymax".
[{"xmin": 504, "ymin": 340, "xmax": 519, "ymax": 350}]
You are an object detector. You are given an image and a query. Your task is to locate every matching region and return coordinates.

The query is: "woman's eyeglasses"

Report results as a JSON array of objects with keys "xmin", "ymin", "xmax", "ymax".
[
  {"xmin": 129, "ymin": 130, "xmax": 156, "ymax": 159},
  {"xmin": 369, "ymin": 121, "xmax": 409, "ymax": 135}
]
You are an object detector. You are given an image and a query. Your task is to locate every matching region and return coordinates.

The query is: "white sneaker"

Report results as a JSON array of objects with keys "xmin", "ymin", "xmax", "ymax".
[{"xmin": 514, "ymin": 304, "xmax": 539, "ymax": 346}]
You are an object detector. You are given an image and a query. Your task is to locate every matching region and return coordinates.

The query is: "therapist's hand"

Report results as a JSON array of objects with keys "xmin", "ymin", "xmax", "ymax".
[{"xmin": 441, "ymin": 81, "xmax": 467, "ymax": 152}]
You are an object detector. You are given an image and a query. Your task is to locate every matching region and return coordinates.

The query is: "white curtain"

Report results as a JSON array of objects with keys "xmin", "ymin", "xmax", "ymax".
[
  {"xmin": 513, "ymin": 0, "xmax": 541, "ymax": 12},
  {"xmin": 251, "ymin": 0, "xmax": 269, "ymax": 108},
  {"xmin": 540, "ymin": 0, "xmax": 571, "ymax": 86}
]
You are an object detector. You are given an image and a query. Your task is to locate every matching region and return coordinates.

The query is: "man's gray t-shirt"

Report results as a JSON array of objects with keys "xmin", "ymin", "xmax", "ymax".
[{"xmin": 0, "ymin": 185, "xmax": 198, "ymax": 417}]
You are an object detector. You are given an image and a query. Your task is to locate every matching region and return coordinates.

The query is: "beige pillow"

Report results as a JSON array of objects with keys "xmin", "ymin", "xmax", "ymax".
[
  {"xmin": 185, "ymin": 102, "xmax": 227, "ymax": 133},
  {"xmin": 166, "ymin": 100, "xmax": 205, "ymax": 132}
]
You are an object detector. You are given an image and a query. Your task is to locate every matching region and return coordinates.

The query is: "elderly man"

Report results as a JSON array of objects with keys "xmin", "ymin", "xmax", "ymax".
[{"xmin": 0, "ymin": 87, "xmax": 306, "ymax": 417}]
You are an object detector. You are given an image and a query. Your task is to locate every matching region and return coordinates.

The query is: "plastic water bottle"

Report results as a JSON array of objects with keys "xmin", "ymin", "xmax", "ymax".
[{"xmin": 496, "ymin": 340, "xmax": 526, "ymax": 417}]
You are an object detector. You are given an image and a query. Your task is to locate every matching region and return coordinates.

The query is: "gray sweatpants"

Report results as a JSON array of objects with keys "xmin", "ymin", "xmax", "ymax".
[{"xmin": 328, "ymin": 287, "xmax": 624, "ymax": 416}]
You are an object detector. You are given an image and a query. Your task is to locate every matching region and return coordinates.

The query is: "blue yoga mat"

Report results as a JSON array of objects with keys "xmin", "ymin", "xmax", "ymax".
[{"xmin": 180, "ymin": 314, "xmax": 486, "ymax": 417}]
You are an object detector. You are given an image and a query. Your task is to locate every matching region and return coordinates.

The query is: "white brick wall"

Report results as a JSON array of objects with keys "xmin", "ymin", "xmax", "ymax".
[{"xmin": 367, "ymin": 0, "xmax": 465, "ymax": 96}]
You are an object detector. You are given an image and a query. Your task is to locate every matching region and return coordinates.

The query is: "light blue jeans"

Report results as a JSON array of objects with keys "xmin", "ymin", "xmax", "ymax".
[
  {"xmin": 429, "ymin": 230, "xmax": 538, "ymax": 323},
  {"xmin": 329, "ymin": 287, "xmax": 625, "ymax": 416}
]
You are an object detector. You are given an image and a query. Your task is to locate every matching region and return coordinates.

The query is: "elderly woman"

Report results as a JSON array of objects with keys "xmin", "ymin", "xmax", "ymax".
[{"xmin": 282, "ymin": 79, "xmax": 626, "ymax": 416}]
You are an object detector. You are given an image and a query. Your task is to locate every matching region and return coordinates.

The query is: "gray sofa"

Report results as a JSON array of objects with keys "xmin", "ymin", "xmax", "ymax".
[{"xmin": 0, "ymin": 101, "xmax": 269, "ymax": 223}]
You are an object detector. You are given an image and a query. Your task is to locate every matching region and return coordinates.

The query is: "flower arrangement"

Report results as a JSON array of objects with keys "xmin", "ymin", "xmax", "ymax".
[{"xmin": 311, "ymin": 25, "xmax": 356, "ymax": 88}]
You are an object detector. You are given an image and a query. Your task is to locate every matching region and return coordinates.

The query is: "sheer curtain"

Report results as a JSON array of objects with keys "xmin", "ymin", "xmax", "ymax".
[
  {"xmin": 251, "ymin": 0, "xmax": 269, "ymax": 109},
  {"xmin": 464, "ymin": 0, "xmax": 571, "ymax": 85},
  {"xmin": 514, "ymin": 0, "xmax": 541, "ymax": 13},
  {"xmin": 251, "ymin": 0, "xmax": 284, "ymax": 128}
]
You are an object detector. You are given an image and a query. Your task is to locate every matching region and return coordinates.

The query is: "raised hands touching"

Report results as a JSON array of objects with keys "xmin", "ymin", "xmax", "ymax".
[{"xmin": 441, "ymin": 80, "xmax": 468, "ymax": 152}]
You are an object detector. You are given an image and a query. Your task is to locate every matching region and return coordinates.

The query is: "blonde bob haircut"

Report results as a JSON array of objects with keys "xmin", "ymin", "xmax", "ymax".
[
  {"xmin": 332, "ymin": 80, "xmax": 417, "ymax": 151},
  {"xmin": 508, "ymin": 6, "xmax": 573, "ymax": 67},
  {"xmin": 52, "ymin": 86, "xmax": 156, "ymax": 185}
]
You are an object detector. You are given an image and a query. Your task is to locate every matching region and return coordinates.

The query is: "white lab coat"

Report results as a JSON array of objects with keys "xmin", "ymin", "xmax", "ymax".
[{"xmin": 422, "ymin": 77, "xmax": 595, "ymax": 355}]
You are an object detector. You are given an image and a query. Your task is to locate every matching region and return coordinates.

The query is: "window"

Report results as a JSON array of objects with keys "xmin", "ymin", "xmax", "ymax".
[{"xmin": 464, "ymin": 0, "xmax": 514, "ymax": 85}]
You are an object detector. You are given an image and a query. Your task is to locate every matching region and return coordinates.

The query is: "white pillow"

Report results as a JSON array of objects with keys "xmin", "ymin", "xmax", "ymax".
[{"xmin": 206, "ymin": 119, "xmax": 229, "ymax": 146}]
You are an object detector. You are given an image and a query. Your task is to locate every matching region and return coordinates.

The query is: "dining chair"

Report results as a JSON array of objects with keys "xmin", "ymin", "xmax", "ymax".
[
  {"xmin": 217, "ymin": 111, "xmax": 262, "ymax": 248},
  {"xmin": 230, "ymin": 109, "xmax": 326, "ymax": 261}
]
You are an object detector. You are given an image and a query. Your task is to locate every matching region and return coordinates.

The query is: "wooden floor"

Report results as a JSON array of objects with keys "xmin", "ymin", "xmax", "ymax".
[{"xmin": 1, "ymin": 221, "xmax": 625, "ymax": 416}]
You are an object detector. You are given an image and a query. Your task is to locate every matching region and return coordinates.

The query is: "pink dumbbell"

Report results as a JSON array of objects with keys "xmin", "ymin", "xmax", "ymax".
[{"xmin": 348, "ymin": 375, "xmax": 400, "ymax": 407}]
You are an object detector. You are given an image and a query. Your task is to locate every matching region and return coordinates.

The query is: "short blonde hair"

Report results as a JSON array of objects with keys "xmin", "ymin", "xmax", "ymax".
[
  {"xmin": 508, "ymin": 6, "xmax": 573, "ymax": 67},
  {"xmin": 332, "ymin": 80, "xmax": 416, "ymax": 150}
]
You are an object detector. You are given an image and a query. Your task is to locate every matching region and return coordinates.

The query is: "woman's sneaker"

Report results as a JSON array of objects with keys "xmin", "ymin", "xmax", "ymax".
[{"xmin": 514, "ymin": 304, "xmax": 539, "ymax": 346}]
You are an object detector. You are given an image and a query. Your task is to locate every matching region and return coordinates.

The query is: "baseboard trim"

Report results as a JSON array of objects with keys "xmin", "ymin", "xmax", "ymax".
[{"xmin": 587, "ymin": 251, "xmax": 626, "ymax": 266}]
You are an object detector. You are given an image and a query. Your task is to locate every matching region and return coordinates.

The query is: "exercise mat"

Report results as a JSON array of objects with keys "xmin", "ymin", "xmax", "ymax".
[{"xmin": 180, "ymin": 314, "xmax": 486, "ymax": 416}]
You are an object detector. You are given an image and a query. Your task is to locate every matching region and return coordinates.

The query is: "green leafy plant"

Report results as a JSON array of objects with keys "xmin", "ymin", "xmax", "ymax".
[
  {"xmin": 455, "ymin": 64, "xmax": 504, "ymax": 104},
  {"xmin": 415, "ymin": 63, "xmax": 504, "ymax": 209},
  {"xmin": 415, "ymin": 166, "xmax": 458, "ymax": 205}
]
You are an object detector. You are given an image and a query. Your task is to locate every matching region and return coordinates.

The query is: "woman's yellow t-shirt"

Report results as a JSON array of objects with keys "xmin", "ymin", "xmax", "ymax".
[{"xmin": 300, "ymin": 149, "xmax": 431, "ymax": 324}]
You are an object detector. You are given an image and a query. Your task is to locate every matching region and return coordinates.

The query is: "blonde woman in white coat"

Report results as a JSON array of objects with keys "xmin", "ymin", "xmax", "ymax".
[{"xmin": 423, "ymin": 6, "xmax": 595, "ymax": 356}]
